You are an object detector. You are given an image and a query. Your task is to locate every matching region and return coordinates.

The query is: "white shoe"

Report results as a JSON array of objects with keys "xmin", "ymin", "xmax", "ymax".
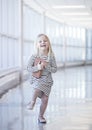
[
  {"xmin": 38, "ymin": 117, "xmax": 46, "ymax": 123},
  {"xmin": 26, "ymin": 101, "xmax": 35, "ymax": 110}
]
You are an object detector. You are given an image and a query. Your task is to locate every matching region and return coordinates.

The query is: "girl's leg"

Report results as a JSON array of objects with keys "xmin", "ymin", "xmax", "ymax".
[
  {"xmin": 38, "ymin": 94, "xmax": 49, "ymax": 123},
  {"xmin": 27, "ymin": 88, "xmax": 41, "ymax": 110}
]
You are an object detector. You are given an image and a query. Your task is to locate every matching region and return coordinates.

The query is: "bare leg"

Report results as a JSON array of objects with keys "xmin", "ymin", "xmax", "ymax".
[
  {"xmin": 38, "ymin": 94, "xmax": 48, "ymax": 123},
  {"xmin": 27, "ymin": 89, "xmax": 41, "ymax": 110}
]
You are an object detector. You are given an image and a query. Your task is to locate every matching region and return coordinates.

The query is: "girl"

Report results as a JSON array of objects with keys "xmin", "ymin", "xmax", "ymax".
[{"xmin": 27, "ymin": 34, "xmax": 57, "ymax": 123}]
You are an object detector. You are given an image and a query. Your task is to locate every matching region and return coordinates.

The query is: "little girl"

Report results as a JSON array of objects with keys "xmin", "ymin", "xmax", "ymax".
[{"xmin": 27, "ymin": 34, "xmax": 57, "ymax": 123}]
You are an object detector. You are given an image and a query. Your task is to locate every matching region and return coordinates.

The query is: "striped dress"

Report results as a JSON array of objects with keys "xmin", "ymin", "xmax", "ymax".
[{"xmin": 27, "ymin": 54, "xmax": 57, "ymax": 97}]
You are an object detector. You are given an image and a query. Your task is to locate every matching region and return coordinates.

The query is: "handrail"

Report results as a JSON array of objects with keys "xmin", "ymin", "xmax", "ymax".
[{"xmin": 0, "ymin": 67, "xmax": 21, "ymax": 78}]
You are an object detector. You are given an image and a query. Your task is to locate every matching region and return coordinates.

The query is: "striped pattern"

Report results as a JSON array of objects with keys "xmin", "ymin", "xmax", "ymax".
[{"xmin": 27, "ymin": 54, "xmax": 57, "ymax": 96}]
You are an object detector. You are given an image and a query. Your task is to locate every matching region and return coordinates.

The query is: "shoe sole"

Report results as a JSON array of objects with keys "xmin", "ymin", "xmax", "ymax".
[{"xmin": 38, "ymin": 119, "xmax": 46, "ymax": 124}]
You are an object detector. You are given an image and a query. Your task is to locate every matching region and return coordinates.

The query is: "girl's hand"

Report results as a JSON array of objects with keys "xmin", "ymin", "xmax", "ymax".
[
  {"xmin": 41, "ymin": 62, "xmax": 45, "ymax": 70},
  {"xmin": 37, "ymin": 61, "xmax": 45, "ymax": 70},
  {"xmin": 41, "ymin": 61, "xmax": 48, "ymax": 68},
  {"xmin": 37, "ymin": 60, "xmax": 49, "ymax": 70}
]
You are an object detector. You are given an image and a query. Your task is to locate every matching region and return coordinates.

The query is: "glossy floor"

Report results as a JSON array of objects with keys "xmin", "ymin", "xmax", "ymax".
[{"xmin": 0, "ymin": 66, "xmax": 92, "ymax": 130}]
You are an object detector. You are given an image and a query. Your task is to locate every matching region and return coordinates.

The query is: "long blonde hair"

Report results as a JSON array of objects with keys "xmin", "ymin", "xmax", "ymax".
[{"xmin": 34, "ymin": 34, "xmax": 54, "ymax": 57}]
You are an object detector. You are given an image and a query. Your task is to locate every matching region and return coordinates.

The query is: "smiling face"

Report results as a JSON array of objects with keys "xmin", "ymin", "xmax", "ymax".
[{"xmin": 37, "ymin": 35, "xmax": 50, "ymax": 52}]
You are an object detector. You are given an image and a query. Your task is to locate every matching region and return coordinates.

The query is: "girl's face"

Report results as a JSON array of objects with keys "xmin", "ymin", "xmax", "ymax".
[{"xmin": 37, "ymin": 35, "xmax": 49, "ymax": 51}]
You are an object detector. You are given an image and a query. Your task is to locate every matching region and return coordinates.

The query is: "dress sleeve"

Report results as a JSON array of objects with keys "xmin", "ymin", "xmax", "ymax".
[
  {"xmin": 45, "ymin": 55, "xmax": 57, "ymax": 73},
  {"xmin": 27, "ymin": 55, "xmax": 39, "ymax": 72}
]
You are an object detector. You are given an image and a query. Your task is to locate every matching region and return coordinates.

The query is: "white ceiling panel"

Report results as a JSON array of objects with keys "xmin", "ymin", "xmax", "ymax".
[{"xmin": 24, "ymin": 0, "xmax": 92, "ymax": 28}]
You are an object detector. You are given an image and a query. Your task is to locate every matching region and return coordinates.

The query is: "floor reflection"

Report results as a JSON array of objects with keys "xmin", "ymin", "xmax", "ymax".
[
  {"xmin": 38, "ymin": 123, "xmax": 46, "ymax": 130},
  {"xmin": 0, "ymin": 66, "xmax": 92, "ymax": 130}
]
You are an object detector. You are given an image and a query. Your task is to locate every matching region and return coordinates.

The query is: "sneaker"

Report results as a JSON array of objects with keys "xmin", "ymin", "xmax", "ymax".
[
  {"xmin": 38, "ymin": 116, "xmax": 46, "ymax": 123},
  {"xmin": 27, "ymin": 101, "xmax": 35, "ymax": 110}
]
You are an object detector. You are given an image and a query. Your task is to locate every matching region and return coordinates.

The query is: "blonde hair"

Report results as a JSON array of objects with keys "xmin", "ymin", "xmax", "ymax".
[{"xmin": 34, "ymin": 34, "xmax": 54, "ymax": 57}]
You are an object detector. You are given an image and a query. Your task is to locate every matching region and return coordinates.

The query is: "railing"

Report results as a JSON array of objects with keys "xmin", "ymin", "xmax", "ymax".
[
  {"xmin": 0, "ymin": 61, "xmax": 92, "ymax": 98},
  {"xmin": 0, "ymin": 67, "xmax": 28, "ymax": 98}
]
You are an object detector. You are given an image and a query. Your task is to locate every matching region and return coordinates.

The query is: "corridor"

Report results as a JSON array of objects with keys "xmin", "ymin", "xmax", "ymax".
[{"xmin": 0, "ymin": 66, "xmax": 92, "ymax": 130}]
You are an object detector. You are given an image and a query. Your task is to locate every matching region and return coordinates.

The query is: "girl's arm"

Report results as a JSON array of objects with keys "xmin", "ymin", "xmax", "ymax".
[
  {"xmin": 45, "ymin": 55, "xmax": 57, "ymax": 73},
  {"xmin": 27, "ymin": 55, "xmax": 41, "ymax": 72}
]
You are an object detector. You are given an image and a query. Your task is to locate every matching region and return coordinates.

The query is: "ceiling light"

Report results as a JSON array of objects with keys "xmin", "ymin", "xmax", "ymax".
[
  {"xmin": 71, "ymin": 18, "xmax": 92, "ymax": 21},
  {"xmin": 52, "ymin": 5, "xmax": 86, "ymax": 9},
  {"xmin": 61, "ymin": 12, "xmax": 90, "ymax": 15}
]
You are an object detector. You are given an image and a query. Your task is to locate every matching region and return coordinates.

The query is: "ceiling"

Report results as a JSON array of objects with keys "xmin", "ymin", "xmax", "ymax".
[{"xmin": 24, "ymin": 0, "xmax": 92, "ymax": 29}]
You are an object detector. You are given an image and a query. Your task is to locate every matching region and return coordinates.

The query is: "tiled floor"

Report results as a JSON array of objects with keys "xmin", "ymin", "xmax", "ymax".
[{"xmin": 0, "ymin": 65, "xmax": 92, "ymax": 130}]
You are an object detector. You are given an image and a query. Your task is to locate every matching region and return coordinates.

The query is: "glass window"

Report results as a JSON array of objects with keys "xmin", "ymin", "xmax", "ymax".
[
  {"xmin": 2, "ymin": 0, "xmax": 8, "ymax": 34},
  {"xmin": 69, "ymin": 26, "xmax": 72, "ymax": 37},
  {"xmin": 77, "ymin": 27, "xmax": 81, "ymax": 39},
  {"xmin": 0, "ymin": 36, "xmax": 2, "ymax": 68},
  {"xmin": 72, "ymin": 27, "xmax": 76, "ymax": 39},
  {"xmin": 86, "ymin": 29, "xmax": 92, "ymax": 61},
  {"xmin": 0, "ymin": 0, "xmax": 1, "ymax": 32},
  {"xmin": 65, "ymin": 26, "xmax": 68, "ymax": 37}
]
